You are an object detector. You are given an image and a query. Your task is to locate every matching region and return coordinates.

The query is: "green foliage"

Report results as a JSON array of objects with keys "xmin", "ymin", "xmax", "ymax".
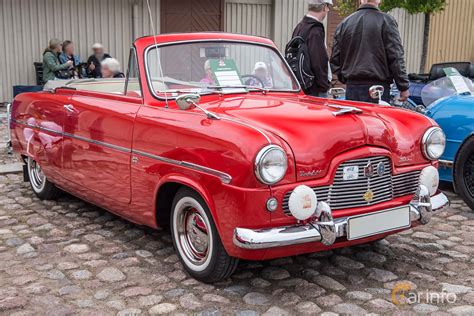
[
  {"xmin": 335, "ymin": 0, "xmax": 446, "ymax": 15},
  {"xmin": 381, "ymin": 0, "xmax": 446, "ymax": 14},
  {"xmin": 336, "ymin": 0, "xmax": 359, "ymax": 16}
]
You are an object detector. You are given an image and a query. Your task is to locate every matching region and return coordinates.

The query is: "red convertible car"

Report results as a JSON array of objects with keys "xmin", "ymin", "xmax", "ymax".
[{"xmin": 9, "ymin": 33, "xmax": 449, "ymax": 282}]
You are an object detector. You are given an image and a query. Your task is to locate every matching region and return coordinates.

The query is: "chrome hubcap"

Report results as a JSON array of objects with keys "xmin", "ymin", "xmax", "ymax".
[
  {"xmin": 28, "ymin": 159, "xmax": 45, "ymax": 191},
  {"xmin": 176, "ymin": 202, "xmax": 211, "ymax": 267}
]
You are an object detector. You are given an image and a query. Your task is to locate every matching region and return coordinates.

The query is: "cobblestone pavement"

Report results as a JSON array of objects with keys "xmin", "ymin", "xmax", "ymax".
[{"xmin": 1, "ymin": 107, "xmax": 473, "ymax": 315}]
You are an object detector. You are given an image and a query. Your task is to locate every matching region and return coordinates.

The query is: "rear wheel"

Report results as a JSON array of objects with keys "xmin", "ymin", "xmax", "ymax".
[
  {"xmin": 454, "ymin": 138, "xmax": 474, "ymax": 210},
  {"xmin": 27, "ymin": 157, "xmax": 60, "ymax": 200},
  {"xmin": 170, "ymin": 187, "xmax": 238, "ymax": 283}
]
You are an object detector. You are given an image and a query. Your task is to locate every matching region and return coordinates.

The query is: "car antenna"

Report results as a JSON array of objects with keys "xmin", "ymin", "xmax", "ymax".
[{"xmin": 146, "ymin": 0, "xmax": 169, "ymax": 108}]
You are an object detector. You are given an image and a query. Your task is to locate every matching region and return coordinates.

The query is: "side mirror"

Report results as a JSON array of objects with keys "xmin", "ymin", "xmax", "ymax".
[
  {"xmin": 329, "ymin": 88, "xmax": 346, "ymax": 99},
  {"xmin": 175, "ymin": 94, "xmax": 200, "ymax": 110},
  {"xmin": 369, "ymin": 85, "xmax": 385, "ymax": 101}
]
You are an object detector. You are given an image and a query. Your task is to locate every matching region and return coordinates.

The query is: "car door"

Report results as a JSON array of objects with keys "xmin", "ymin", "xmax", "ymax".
[{"xmin": 61, "ymin": 51, "xmax": 142, "ymax": 210}]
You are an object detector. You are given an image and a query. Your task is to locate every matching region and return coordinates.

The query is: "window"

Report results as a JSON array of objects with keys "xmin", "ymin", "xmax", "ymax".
[
  {"xmin": 146, "ymin": 41, "xmax": 300, "ymax": 98},
  {"xmin": 124, "ymin": 48, "xmax": 142, "ymax": 97}
]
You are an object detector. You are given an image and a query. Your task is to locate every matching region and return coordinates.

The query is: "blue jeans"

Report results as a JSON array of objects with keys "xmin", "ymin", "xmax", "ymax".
[
  {"xmin": 346, "ymin": 84, "xmax": 390, "ymax": 104},
  {"xmin": 310, "ymin": 92, "xmax": 328, "ymax": 98}
]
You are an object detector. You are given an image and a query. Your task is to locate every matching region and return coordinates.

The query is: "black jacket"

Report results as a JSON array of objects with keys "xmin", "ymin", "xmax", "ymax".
[
  {"xmin": 86, "ymin": 53, "xmax": 112, "ymax": 78},
  {"xmin": 330, "ymin": 5, "xmax": 409, "ymax": 91},
  {"xmin": 292, "ymin": 16, "xmax": 330, "ymax": 94}
]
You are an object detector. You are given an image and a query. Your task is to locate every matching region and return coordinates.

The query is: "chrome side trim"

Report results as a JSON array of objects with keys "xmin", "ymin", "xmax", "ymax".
[
  {"xmin": 63, "ymin": 132, "xmax": 131, "ymax": 153},
  {"xmin": 12, "ymin": 119, "xmax": 130, "ymax": 153},
  {"xmin": 234, "ymin": 189, "xmax": 449, "ymax": 250},
  {"xmin": 439, "ymin": 159, "xmax": 453, "ymax": 168},
  {"xmin": 132, "ymin": 149, "xmax": 232, "ymax": 184},
  {"xmin": 12, "ymin": 119, "xmax": 62, "ymax": 135},
  {"xmin": 13, "ymin": 118, "xmax": 232, "ymax": 184}
]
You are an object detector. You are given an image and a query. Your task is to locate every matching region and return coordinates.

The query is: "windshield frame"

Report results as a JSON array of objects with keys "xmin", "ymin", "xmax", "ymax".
[{"xmin": 144, "ymin": 39, "xmax": 302, "ymax": 101}]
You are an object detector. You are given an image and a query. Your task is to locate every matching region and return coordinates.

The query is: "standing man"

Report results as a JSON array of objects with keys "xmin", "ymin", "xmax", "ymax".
[
  {"xmin": 291, "ymin": 0, "xmax": 333, "ymax": 97},
  {"xmin": 86, "ymin": 43, "xmax": 112, "ymax": 78},
  {"xmin": 331, "ymin": 0, "xmax": 409, "ymax": 103}
]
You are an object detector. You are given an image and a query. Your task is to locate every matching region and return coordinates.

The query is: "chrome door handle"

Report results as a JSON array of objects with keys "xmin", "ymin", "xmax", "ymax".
[{"xmin": 64, "ymin": 104, "xmax": 76, "ymax": 113}]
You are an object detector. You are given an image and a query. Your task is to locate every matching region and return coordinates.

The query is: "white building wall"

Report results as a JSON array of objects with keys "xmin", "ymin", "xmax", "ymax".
[
  {"xmin": 390, "ymin": 8, "xmax": 425, "ymax": 74},
  {"xmin": 273, "ymin": 0, "xmax": 323, "ymax": 52},
  {"xmin": 225, "ymin": 0, "xmax": 273, "ymax": 39},
  {"xmin": 0, "ymin": 0, "xmax": 161, "ymax": 102}
]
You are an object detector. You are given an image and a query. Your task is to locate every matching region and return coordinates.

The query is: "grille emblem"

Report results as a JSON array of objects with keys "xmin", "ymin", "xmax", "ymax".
[
  {"xmin": 363, "ymin": 189, "xmax": 374, "ymax": 202},
  {"xmin": 376, "ymin": 162, "xmax": 385, "ymax": 176},
  {"xmin": 364, "ymin": 162, "xmax": 374, "ymax": 178}
]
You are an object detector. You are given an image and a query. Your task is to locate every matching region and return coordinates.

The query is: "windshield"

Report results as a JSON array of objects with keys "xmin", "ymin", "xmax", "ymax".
[
  {"xmin": 421, "ymin": 75, "xmax": 474, "ymax": 106},
  {"xmin": 146, "ymin": 41, "xmax": 299, "ymax": 97}
]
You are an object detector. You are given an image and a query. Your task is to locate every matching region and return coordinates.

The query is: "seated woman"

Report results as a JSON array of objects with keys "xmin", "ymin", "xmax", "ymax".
[
  {"xmin": 101, "ymin": 58, "xmax": 125, "ymax": 78},
  {"xmin": 42, "ymin": 38, "xmax": 73, "ymax": 83},
  {"xmin": 246, "ymin": 62, "xmax": 273, "ymax": 88},
  {"xmin": 200, "ymin": 60, "xmax": 216, "ymax": 85},
  {"xmin": 59, "ymin": 40, "xmax": 84, "ymax": 78}
]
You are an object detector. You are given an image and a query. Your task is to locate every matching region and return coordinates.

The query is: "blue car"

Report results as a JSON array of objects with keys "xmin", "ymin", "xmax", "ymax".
[{"xmin": 422, "ymin": 75, "xmax": 474, "ymax": 210}]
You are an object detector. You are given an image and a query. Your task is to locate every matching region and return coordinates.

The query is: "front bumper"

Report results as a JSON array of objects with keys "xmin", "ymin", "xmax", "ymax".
[
  {"xmin": 233, "ymin": 185, "xmax": 449, "ymax": 250},
  {"xmin": 6, "ymin": 103, "xmax": 13, "ymax": 154}
]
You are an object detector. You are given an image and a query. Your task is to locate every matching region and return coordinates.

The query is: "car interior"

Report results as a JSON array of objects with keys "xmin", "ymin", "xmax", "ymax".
[{"xmin": 408, "ymin": 62, "xmax": 473, "ymax": 82}]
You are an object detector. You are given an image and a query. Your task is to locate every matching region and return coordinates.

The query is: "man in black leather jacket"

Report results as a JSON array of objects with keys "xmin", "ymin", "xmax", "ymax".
[{"xmin": 330, "ymin": 0, "xmax": 409, "ymax": 103}]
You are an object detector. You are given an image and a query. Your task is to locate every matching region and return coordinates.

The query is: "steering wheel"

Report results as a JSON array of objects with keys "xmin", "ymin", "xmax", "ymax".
[{"xmin": 241, "ymin": 75, "xmax": 265, "ymax": 88}]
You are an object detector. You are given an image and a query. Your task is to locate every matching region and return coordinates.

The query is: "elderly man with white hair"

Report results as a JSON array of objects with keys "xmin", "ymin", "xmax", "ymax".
[
  {"xmin": 331, "ymin": 0, "xmax": 409, "ymax": 103},
  {"xmin": 86, "ymin": 43, "xmax": 112, "ymax": 78},
  {"xmin": 291, "ymin": 0, "xmax": 333, "ymax": 97},
  {"xmin": 100, "ymin": 58, "xmax": 124, "ymax": 78}
]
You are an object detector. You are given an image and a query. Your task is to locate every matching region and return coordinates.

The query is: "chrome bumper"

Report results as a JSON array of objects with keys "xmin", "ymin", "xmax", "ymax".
[
  {"xmin": 6, "ymin": 103, "xmax": 13, "ymax": 154},
  {"xmin": 233, "ymin": 186, "xmax": 449, "ymax": 250}
]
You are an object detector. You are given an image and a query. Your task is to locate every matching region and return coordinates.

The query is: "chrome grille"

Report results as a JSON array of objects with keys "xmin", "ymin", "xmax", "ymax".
[{"xmin": 283, "ymin": 156, "xmax": 421, "ymax": 214}]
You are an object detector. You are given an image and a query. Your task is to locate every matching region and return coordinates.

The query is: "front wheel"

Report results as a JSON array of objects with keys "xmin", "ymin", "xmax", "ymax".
[
  {"xmin": 171, "ymin": 187, "xmax": 238, "ymax": 283},
  {"xmin": 27, "ymin": 157, "xmax": 60, "ymax": 200},
  {"xmin": 454, "ymin": 138, "xmax": 474, "ymax": 210}
]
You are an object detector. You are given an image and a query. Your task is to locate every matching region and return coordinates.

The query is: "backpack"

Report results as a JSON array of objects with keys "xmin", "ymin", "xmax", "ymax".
[{"xmin": 285, "ymin": 25, "xmax": 316, "ymax": 92}]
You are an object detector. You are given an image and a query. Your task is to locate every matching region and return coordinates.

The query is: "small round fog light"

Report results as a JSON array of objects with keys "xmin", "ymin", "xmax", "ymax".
[
  {"xmin": 266, "ymin": 197, "xmax": 278, "ymax": 212},
  {"xmin": 288, "ymin": 185, "xmax": 317, "ymax": 221},
  {"xmin": 419, "ymin": 166, "xmax": 439, "ymax": 196}
]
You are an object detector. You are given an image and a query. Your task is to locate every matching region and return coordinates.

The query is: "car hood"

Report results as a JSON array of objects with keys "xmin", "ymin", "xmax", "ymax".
[{"xmin": 206, "ymin": 95, "xmax": 433, "ymax": 180}]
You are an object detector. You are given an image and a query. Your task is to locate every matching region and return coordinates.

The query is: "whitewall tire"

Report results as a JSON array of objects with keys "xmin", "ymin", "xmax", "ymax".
[
  {"xmin": 27, "ymin": 157, "xmax": 60, "ymax": 200},
  {"xmin": 171, "ymin": 187, "xmax": 238, "ymax": 283}
]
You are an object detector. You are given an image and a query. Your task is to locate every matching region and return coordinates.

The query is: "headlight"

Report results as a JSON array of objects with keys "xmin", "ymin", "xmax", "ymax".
[
  {"xmin": 254, "ymin": 145, "xmax": 288, "ymax": 185},
  {"xmin": 422, "ymin": 127, "xmax": 446, "ymax": 160}
]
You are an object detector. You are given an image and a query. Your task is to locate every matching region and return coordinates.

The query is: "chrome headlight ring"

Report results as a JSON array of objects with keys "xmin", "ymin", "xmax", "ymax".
[
  {"xmin": 254, "ymin": 145, "xmax": 288, "ymax": 185},
  {"xmin": 422, "ymin": 127, "xmax": 446, "ymax": 160}
]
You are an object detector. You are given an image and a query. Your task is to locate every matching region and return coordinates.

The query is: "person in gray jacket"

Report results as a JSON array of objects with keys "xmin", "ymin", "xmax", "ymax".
[
  {"xmin": 331, "ymin": 0, "xmax": 409, "ymax": 103},
  {"xmin": 42, "ymin": 38, "xmax": 73, "ymax": 82}
]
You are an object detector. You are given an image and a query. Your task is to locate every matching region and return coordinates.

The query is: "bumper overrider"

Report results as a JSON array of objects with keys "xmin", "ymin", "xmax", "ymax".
[{"xmin": 233, "ymin": 185, "xmax": 449, "ymax": 250}]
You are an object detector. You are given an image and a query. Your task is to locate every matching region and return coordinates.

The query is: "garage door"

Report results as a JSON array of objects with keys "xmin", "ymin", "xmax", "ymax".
[{"xmin": 161, "ymin": 0, "xmax": 224, "ymax": 33}]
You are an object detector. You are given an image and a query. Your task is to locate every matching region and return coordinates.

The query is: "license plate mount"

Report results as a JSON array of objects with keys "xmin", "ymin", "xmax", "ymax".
[{"xmin": 347, "ymin": 206, "xmax": 411, "ymax": 240}]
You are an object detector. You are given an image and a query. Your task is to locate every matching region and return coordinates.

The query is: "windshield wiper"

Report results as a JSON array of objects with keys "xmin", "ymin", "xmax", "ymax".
[{"xmin": 205, "ymin": 85, "xmax": 269, "ymax": 93}]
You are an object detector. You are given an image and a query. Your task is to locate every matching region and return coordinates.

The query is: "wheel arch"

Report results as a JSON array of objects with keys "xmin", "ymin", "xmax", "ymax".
[
  {"xmin": 154, "ymin": 174, "xmax": 217, "ymax": 229},
  {"xmin": 452, "ymin": 132, "xmax": 474, "ymax": 192}
]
